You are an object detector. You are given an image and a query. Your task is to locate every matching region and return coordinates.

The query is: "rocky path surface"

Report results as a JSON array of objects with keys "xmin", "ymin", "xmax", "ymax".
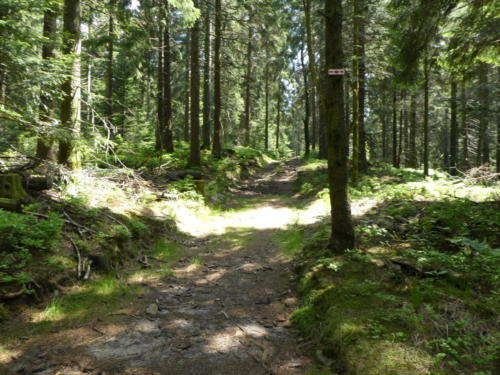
[{"xmin": 5, "ymin": 161, "xmax": 318, "ymax": 375}]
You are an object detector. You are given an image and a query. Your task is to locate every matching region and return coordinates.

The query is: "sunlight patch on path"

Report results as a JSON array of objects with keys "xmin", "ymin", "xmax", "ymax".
[{"xmin": 160, "ymin": 195, "xmax": 378, "ymax": 238}]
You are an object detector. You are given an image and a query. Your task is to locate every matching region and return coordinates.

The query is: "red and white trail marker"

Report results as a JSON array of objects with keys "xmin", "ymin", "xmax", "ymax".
[{"xmin": 328, "ymin": 68, "xmax": 345, "ymax": 76}]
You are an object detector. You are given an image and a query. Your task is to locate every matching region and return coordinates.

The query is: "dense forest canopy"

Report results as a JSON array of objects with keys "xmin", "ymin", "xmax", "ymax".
[
  {"xmin": 0, "ymin": 1, "xmax": 499, "ymax": 374},
  {"xmin": 0, "ymin": 0, "xmax": 498, "ymax": 173}
]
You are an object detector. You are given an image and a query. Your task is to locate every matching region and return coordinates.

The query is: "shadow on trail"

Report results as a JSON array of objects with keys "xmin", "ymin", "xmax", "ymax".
[
  {"xmin": 2, "ymin": 225, "xmax": 312, "ymax": 375},
  {"xmin": 1, "ymin": 160, "xmax": 315, "ymax": 375}
]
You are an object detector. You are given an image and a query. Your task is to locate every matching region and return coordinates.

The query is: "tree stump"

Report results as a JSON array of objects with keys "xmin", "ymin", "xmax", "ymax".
[
  {"xmin": 0, "ymin": 198, "xmax": 21, "ymax": 212},
  {"xmin": 0, "ymin": 174, "xmax": 28, "ymax": 200},
  {"xmin": 0, "ymin": 174, "xmax": 28, "ymax": 211}
]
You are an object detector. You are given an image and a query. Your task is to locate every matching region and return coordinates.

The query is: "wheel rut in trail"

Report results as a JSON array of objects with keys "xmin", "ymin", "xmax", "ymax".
[{"xmin": 5, "ymin": 160, "xmax": 319, "ymax": 375}]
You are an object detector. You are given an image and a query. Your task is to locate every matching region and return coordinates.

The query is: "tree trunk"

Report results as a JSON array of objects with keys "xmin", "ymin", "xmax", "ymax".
[
  {"xmin": 201, "ymin": 0, "xmax": 211, "ymax": 149},
  {"xmin": 397, "ymin": 95, "xmax": 404, "ymax": 168},
  {"xmin": 497, "ymin": 67, "xmax": 500, "ymax": 174},
  {"xmin": 358, "ymin": 0, "xmax": 368, "ymax": 172},
  {"xmin": 243, "ymin": 25, "xmax": 253, "ymax": 146},
  {"xmin": 478, "ymin": 62, "xmax": 490, "ymax": 165},
  {"xmin": 189, "ymin": 0, "xmax": 201, "ymax": 168},
  {"xmin": 392, "ymin": 89, "xmax": 398, "ymax": 168},
  {"xmin": 212, "ymin": 0, "xmax": 222, "ymax": 158},
  {"xmin": 184, "ymin": 34, "xmax": 190, "ymax": 143},
  {"xmin": 449, "ymin": 80, "xmax": 458, "ymax": 175},
  {"xmin": 311, "ymin": 86, "xmax": 317, "ymax": 151},
  {"xmin": 57, "ymin": 0, "xmax": 82, "ymax": 168},
  {"xmin": 300, "ymin": 42, "xmax": 310, "ymax": 157},
  {"xmin": 162, "ymin": 3, "xmax": 173, "ymax": 153},
  {"xmin": 351, "ymin": 0, "xmax": 360, "ymax": 182},
  {"xmin": 423, "ymin": 52, "xmax": 430, "ymax": 176},
  {"xmin": 443, "ymin": 109, "xmax": 450, "ymax": 170},
  {"xmin": 382, "ymin": 109, "xmax": 388, "ymax": 162},
  {"xmin": 105, "ymin": 0, "xmax": 115, "ymax": 135},
  {"xmin": 264, "ymin": 48, "xmax": 270, "ymax": 151},
  {"xmin": 36, "ymin": 6, "xmax": 58, "ymax": 161},
  {"xmin": 303, "ymin": 0, "xmax": 319, "ymax": 155},
  {"xmin": 324, "ymin": 0, "xmax": 355, "ymax": 252},
  {"xmin": 408, "ymin": 93, "xmax": 417, "ymax": 168},
  {"xmin": 276, "ymin": 84, "xmax": 281, "ymax": 151},
  {"xmin": 461, "ymin": 78, "xmax": 469, "ymax": 169},
  {"xmin": 156, "ymin": 21, "xmax": 164, "ymax": 151}
]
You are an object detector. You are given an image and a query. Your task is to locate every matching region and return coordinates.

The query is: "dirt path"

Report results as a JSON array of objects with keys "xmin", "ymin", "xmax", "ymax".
[{"xmin": 5, "ymin": 161, "xmax": 318, "ymax": 375}]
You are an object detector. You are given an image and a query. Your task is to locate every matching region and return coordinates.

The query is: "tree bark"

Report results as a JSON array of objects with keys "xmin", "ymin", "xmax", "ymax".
[
  {"xmin": 382, "ymin": 109, "xmax": 388, "ymax": 162},
  {"xmin": 392, "ymin": 89, "xmax": 398, "ymax": 168},
  {"xmin": 57, "ymin": 0, "xmax": 82, "ymax": 168},
  {"xmin": 189, "ymin": 0, "xmax": 201, "ymax": 168},
  {"xmin": 477, "ymin": 62, "xmax": 490, "ymax": 165},
  {"xmin": 276, "ymin": 84, "xmax": 281, "ymax": 151},
  {"xmin": 324, "ymin": 0, "xmax": 355, "ymax": 252},
  {"xmin": 212, "ymin": 0, "xmax": 222, "ymax": 158},
  {"xmin": 358, "ymin": 0, "xmax": 368, "ymax": 172},
  {"xmin": 408, "ymin": 93, "xmax": 417, "ymax": 168},
  {"xmin": 184, "ymin": 34, "xmax": 190, "ymax": 143},
  {"xmin": 105, "ymin": 0, "xmax": 115, "ymax": 135},
  {"xmin": 161, "ymin": 3, "xmax": 173, "ymax": 153},
  {"xmin": 201, "ymin": 0, "xmax": 211, "ymax": 149},
  {"xmin": 449, "ymin": 80, "xmax": 458, "ymax": 175},
  {"xmin": 423, "ymin": 52, "xmax": 430, "ymax": 176},
  {"xmin": 243, "ymin": 24, "xmax": 253, "ymax": 146},
  {"xmin": 351, "ymin": 0, "xmax": 360, "ymax": 182},
  {"xmin": 300, "ymin": 42, "xmax": 310, "ymax": 157},
  {"xmin": 156, "ymin": 20, "xmax": 164, "ymax": 151},
  {"xmin": 461, "ymin": 78, "xmax": 469, "ymax": 169},
  {"xmin": 311, "ymin": 86, "xmax": 317, "ymax": 151},
  {"xmin": 264, "ymin": 47, "xmax": 270, "ymax": 151},
  {"xmin": 36, "ymin": 6, "xmax": 58, "ymax": 161}
]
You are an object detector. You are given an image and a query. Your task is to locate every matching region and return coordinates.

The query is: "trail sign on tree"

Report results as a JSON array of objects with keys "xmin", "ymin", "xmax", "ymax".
[{"xmin": 328, "ymin": 68, "xmax": 345, "ymax": 75}]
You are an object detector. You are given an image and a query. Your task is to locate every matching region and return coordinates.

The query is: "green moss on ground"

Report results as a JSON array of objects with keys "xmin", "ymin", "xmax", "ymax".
[{"xmin": 290, "ymin": 160, "xmax": 500, "ymax": 375}]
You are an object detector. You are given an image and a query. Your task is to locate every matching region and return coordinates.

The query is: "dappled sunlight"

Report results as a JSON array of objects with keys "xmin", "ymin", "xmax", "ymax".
[
  {"xmin": 204, "ymin": 327, "xmax": 245, "ymax": 353},
  {"xmin": 165, "ymin": 195, "xmax": 331, "ymax": 238},
  {"xmin": 351, "ymin": 197, "xmax": 381, "ymax": 217},
  {"xmin": 0, "ymin": 347, "xmax": 22, "ymax": 365}
]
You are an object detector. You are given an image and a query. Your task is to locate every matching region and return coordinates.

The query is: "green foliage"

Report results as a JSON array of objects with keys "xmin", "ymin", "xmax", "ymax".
[{"xmin": 0, "ymin": 209, "xmax": 63, "ymax": 285}]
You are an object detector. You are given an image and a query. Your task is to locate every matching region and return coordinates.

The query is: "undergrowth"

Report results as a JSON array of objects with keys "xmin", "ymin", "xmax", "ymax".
[{"xmin": 290, "ymin": 159, "xmax": 500, "ymax": 375}]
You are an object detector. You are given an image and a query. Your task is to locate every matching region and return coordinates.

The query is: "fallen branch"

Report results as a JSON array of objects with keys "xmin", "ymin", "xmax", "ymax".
[{"xmin": 65, "ymin": 234, "xmax": 83, "ymax": 279}]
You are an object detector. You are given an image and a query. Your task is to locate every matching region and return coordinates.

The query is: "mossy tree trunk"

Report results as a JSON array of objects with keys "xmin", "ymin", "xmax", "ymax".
[
  {"xmin": 324, "ymin": 0, "xmax": 355, "ymax": 252},
  {"xmin": 57, "ymin": 0, "xmax": 82, "ymax": 168}
]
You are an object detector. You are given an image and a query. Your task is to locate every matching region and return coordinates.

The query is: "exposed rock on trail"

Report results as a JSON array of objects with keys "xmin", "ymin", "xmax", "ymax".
[{"xmin": 3, "ymin": 161, "xmax": 318, "ymax": 375}]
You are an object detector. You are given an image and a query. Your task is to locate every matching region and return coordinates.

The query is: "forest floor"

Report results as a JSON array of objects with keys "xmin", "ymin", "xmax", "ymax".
[
  {"xmin": 2, "ymin": 160, "xmax": 329, "ymax": 375},
  {"xmin": 2, "ymin": 158, "xmax": 498, "ymax": 375}
]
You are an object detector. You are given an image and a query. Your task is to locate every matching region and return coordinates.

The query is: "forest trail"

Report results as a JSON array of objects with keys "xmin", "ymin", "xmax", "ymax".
[{"xmin": 7, "ymin": 161, "xmax": 322, "ymax": 375}]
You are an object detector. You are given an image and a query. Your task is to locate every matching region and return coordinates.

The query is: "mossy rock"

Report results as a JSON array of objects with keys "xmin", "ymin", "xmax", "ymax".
[{"xmin": 0, "ymin": 174, "xmax": 28, "ymax": 200}]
